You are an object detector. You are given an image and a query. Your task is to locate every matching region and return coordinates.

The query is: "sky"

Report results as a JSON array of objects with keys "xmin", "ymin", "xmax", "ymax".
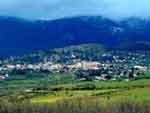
[{"xmin": 0, "ymin": 0, "xmax": 149, "ymax": 20}]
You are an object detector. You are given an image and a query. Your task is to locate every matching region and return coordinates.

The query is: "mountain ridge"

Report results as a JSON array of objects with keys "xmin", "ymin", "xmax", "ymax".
[{"xmin": 0, "ymin": 16, "xmax": 150, "ymax": 57}]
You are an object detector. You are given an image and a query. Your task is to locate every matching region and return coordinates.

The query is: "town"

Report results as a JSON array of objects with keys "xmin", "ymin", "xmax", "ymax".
[
  {"xmin": 0, "ymin": 58, "xmax": 149, "ymax": 81},
  {"xmin": 0, "ymin": 44, "xmax": 150, "ymax": 82}
]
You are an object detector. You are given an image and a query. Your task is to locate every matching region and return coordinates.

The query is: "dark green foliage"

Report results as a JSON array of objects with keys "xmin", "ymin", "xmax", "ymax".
[
  {"xmin": 48, "ymin": 73, "xmax": 77, "ymax": 85},
  {"xmin": 136, "ymin": 72, "xmax": 150, "ymax": 79},
  {"xmin": 9, "ymin": 44, "xmax": 106, "ymax": 64}
]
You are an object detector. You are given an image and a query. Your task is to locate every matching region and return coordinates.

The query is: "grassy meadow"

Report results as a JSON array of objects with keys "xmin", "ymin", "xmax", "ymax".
[
  {"xmin": 31, "ymin": 79, "xmax": 150, "ymax": 104},
  {"xmin": 0, "ymin": 74, "xmax": 150, "ymax": 113}
]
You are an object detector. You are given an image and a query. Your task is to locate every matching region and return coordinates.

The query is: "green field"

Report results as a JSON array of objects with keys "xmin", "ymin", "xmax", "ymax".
[
  {"xmin": 29, "ymin": 79, "xmax": 150, "ymax": 104},
  {"xmin": 0, "ymin": 78, "xmax": 150, "ymax": 113},
  {"xmin": 0, "ymin": 78, "xmax": 150, "ymax": 103}
]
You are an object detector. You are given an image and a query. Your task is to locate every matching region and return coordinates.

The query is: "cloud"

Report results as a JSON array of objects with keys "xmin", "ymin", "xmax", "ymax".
[{"xmin": 0, "ymin": 0, "xmax": 149, "ymax": 20}]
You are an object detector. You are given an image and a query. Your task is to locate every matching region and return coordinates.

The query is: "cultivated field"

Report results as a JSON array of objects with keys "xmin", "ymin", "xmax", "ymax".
[{"xmin": 0, "ymin": 79, "xmax": 150, "ymax": 113}]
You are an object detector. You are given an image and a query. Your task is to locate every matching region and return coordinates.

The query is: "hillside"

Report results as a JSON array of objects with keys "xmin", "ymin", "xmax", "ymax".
[
  {"xmin": 7, "ymin": 44, "xmax": 106, "ymax": 64},
  {"xmin": 119, "ymin": 41, "xmax": 150, "ymax": 51},
  {"xmin": 0, "ymin": 16, "xmax": 150, "ymax": 56}
]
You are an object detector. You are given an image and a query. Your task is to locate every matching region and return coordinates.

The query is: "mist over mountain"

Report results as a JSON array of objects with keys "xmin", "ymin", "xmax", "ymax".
[
  {"xmin": 0, "ymin": 16, "xmax": 150, "ymax": 57},
  {"xmin": 1, "ymin": 0, "xmax": 150, "ymax": 20}
]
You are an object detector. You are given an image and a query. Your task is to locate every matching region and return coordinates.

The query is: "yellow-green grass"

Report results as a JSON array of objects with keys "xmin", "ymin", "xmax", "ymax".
[
  {"xmin": 31, "ymin": 89, "xmax": 118, "ymax": 103},
  {"xmin": 63, "ymin": 87, "xmax": 150, "ymax": 105},
  {"xmin": 32, "ymin": 95, "xmax": 62, "ymax": 103},
  {"xmin": 96, "ymin": 87, "xmax": 150, "ymax": 103},
  {"xmin": 31, "ymin": 79, "xmax": 150, "ymax": 104},
  {"xmin": 31, "ymin": 87, "xmax": 150, "ymax": 103},
  {"xmin": 110, "ymin": 87, "xmax": 150, "ymax": 102}
]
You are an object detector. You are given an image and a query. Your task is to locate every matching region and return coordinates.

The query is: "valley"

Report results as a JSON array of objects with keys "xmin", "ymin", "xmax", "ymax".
[
  {"xmin": 0, "ymin": 44, "xmax": 149, "ymax": 113},
  {"xmin": 0, "ymin": 16, "xmax": 150, "ymax": 113}
]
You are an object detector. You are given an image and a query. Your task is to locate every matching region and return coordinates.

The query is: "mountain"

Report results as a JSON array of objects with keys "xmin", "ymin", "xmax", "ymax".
[{"xmin": 0, "ymin": 16, "xmax": 150, "ymax": 57}]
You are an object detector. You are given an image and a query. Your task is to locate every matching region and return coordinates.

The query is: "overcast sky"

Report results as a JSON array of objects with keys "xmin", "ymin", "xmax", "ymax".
[{"xmin": 0, "ymin": 0, "xmax": 149, "ymax": 20}]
